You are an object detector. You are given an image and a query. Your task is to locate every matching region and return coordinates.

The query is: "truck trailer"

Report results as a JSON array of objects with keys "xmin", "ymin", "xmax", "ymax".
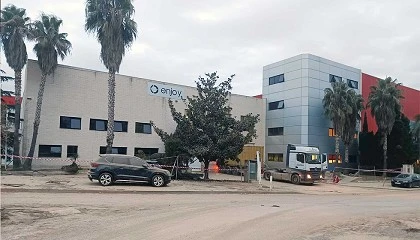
[{"xmin": 263, "ymin": 144, "xmax": 327, "ymax": 184}]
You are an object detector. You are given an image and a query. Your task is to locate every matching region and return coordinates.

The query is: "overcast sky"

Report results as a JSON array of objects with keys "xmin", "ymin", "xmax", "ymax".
[{"xmin": 1, "ymin": 0, "xmax": 419, "ymax": 95}]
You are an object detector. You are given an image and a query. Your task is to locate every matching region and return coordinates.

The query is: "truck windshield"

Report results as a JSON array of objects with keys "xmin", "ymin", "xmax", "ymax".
[{"xmin": 306, "ymin": 154, "xmax": 321, "ymax": 164}]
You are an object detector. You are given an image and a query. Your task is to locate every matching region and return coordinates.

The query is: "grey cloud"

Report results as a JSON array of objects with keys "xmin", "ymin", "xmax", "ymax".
[{"xmin": 1, "ymin": 0, "xmax": 419, "ymax": 95}]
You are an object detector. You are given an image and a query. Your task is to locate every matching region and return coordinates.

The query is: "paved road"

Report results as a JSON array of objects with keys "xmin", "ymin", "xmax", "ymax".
[{"xmin": 2, "ymin": 191, "xmax": 420, "ymax": 240}]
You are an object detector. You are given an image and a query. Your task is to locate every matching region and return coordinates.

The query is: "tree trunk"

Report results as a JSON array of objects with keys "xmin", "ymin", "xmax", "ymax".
[
  {"xmin": 25, "ymin": 73, "xmax": 47, "ymax": 169},
  {"xmin": 344, "ymin": 145, "xmax": 349, "ymax": 164},
  {"xmin": 335, "ymin": 135, "xmax": 340, "ymax": 163},
  {"xmin": 204, "ymin": 159, "xmax": 209, "ymax": 180},
  {"xmin": 105, "ymin": 71, "xmax": 116, "ymax": 154},
  {"xmin": 382, "ymin": 133, "xmax": 388, "ymax": 178},
  {"xmin": 13, "ymin": 70, "xmax": 22, "ymax": 169}
]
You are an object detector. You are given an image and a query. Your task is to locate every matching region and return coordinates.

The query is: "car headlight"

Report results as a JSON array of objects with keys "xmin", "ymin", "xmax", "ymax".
[
  {"xmin": 307, "ymin": 174, "xmax": 312, "ymax": 179},
  {"xmin": 320, "ymin": 175, "xmax": 323, "ymax": 179}
]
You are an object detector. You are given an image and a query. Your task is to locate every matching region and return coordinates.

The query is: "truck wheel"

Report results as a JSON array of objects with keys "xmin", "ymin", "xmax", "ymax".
[
  {"xmin": 291, "ymin": 174, "xmax": 300, "ymax": 185},
  {"xmin": 264, "ymin": 172, "xmax": 271, "ymax": 180}
]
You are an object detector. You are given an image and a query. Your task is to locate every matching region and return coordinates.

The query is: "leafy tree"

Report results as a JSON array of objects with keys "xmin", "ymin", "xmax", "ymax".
[
  {"xmin": 412, "ymin": 114, "xmax": 420, "ymax": 161},
  {"xmin": 362, "ymin": 112, "xmax": 369, "ymax": 133},
  {"xmin": 1, "ymin": 4, "xmax": 31, "ymax": 169},
  {"xmin": 341, "ymin": 90, "xmax": 364, "ymax": 164},
  {"xmin": 152, "ymin": 73, "xmax": 259, "ymax": 179},
  {"xmin": 367, "ymin": 77, "xmax": 403, "ymax": 177},
  {"xmin": 323, "ymin": 81, "xmax": 351, "ymax": 160},
  {"xmin": 25, "ymin": 14, "xmax": 72, "ymax": 169},
  {"xmin": 387, "ymin": 114, "xmax": 416, "ymax": 168},
  {"xmin": 85, "ymin": 0, "xmax": 137, "ymax": 154}
]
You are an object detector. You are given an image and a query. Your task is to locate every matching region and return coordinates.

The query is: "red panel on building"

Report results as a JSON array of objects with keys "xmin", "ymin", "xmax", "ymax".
[{"xmin": 361, "ymin": 73, "xmax": 420, "ymax": 133}]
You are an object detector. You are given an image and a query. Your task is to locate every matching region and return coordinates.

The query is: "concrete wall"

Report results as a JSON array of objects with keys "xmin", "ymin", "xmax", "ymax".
[{"xmin": 22, "ymin": 60, "xmax": 265, "ymax": 169}]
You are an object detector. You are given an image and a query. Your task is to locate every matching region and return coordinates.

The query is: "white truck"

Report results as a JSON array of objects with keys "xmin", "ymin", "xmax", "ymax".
[{"xmin": 263, "ymin": 144, "xmax": 327, "ymax": 184}]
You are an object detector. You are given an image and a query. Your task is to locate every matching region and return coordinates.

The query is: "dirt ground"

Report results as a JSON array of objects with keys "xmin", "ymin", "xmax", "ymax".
[{"xmin": 1, "ymin": 171, "xmax": 419, "ymax": 240}]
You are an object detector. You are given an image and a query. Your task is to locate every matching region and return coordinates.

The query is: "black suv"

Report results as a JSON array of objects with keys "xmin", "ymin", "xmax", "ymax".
[{"xmin": 88, "ymin": 154, "xmax": 171, "ymax": 187}]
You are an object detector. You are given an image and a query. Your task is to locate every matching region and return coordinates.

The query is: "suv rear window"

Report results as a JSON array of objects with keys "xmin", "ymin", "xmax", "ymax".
[{"xmin": 112, "ymin": 156, "xmax": 130, "ymax": 165}]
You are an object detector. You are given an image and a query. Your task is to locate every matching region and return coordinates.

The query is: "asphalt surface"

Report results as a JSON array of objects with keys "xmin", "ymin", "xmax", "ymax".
[{"xmin": 2, "ymin": 191, "xmax": 420, "ymax": 240}]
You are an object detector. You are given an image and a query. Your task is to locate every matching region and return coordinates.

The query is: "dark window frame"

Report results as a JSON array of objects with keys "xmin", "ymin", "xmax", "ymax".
[
  {"xmin": 38, "ymin": 145, "xmax": 62, "ymax": 158},
  {"xmin": 347, "ymin": 79, "xmax": 359, "ymax": 89},
  {"xmin": 135, "ymin": 122, "xmax": 152, "ymax": 134},
  {"xmin": 67, "ymin": 145, "xmax": 78, "ymax": 158},
  {"xmin": 268, "ymin": 153, "xmax": 283, "ymax": 162},
  {"xmin": 134, "ymin": 147, "xmax": 159, "ymax": 156},
  {"xmin": 99, "ymin": 146, "xmax": 127, "ymax": 155},
  {"xmin": 60, "ymin": 116, "xmax": 81, "ymax": 130},
  {"xmin": 90, "ymin": 118, "xmax": 107, "ymax": 131},
  {"xmin": 268, "ymin": 100, "xmax": 284, "ymax": 111},
  {"xmin": 268, "ymin": 127, "xmax": 284, "ymax": 136},
  {"xmin": 268, "ymin": 74, "xmax": 284, "ymax": 85},
  {"xmin": 114, "ymin": 120, "xmax": 128, "ymax": 132},
  {"xmin": 329, "ymin": 74, "xmax": 342, "ymax": 83}
]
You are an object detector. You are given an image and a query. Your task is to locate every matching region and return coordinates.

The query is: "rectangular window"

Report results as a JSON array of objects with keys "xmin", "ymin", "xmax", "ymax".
[
  {"xmin": 38, "ymin": 145, "xmax": 62, "ymax": 158},
  {"xmin": 134, "ymin": 148, "xmax": 159, "ymax": 156},
  {"xmin": 90, "ymin": 119, "xmax": 107, "ymax": 131},
  {"xmin": 60, "ymin": 116, "xmax": 81, "ymax": 129},
  {"xmin": 114, "ymin": 121, "xmax": 128, "ymax": 132},
  {"xmin": 328, "ymin": 128, "xmax": 337, "ymax": 137},
  {"xmin": 328, "ymin": 154, "xmax": 342, "ymax": 164},
  {"xmin": 329, "ymin": 74, "xmax": 342, "ymax": 83},
  {"xmin": 347, "ymin": 79, "xmax": 358, "ymax": 89},
  {"xmin": 67, "ymin": 145, "xmax": 78, "ymax": 158},
  {"xmin": 268, "ymin": 127, "xmax": 284, "ymax": 136},
  {"xmin": 268, "ymin": 100, "xmax": 284, "ymax": 110},
  {"xmin": 268, "ymin": 153, "xmax": 283, "ymax": 162},
  {"xmin": 135, "ymin": 122, "xmax": 152, "ymax": 134},
  {"xmin": 99, "ymin": 146, "xmax": 127, "ymax": 155},
  {"xmin": 269, "ymin": 74, "xmax": 284, "ymax": 85}
]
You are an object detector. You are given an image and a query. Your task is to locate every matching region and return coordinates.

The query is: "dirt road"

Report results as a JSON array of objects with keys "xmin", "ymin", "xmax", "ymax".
[{"xmin": 2, "ymin": 191, "xmax": 420, "ymax": 240}]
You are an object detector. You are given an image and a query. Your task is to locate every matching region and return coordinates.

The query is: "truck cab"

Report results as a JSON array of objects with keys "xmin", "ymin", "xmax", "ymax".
[{"xmin": 264, "ymin": 144, "xmax": 326, "ymax": 184}]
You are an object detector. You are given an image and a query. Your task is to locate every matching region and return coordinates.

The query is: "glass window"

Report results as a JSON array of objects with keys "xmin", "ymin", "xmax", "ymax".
[
  {"xmin": 90, "ymin": 119, "xmax": 107, "ymax": 131},
  {"xmin": 60, "ymin": 116, "xmax": 81, "ymax": 129},
  {"xmin": 130, "ymin": 157, "xmax": 149, "ymax": 167},
  {"xmin": 135, "ymin": 122, "xmax": 152, "ymax": 134},
  {"xmin": 268, "ymin": 153, "xmax": 283, "ymax": 162},
  {"xmin": 268, "ymin": 127, "xmax": 284, "ymax": 136},
  {"xmin": 112, "ymin": 156, "xmax": 130, "ymax": 165},
  {"xmin": 269, "ymin": 74, "xmax": 284, "ymax": 85},
  {"xmin": 134, "ymin": 148, "xmax": 159, "ymax": 156},
  {"xmin": 329, "ymin": 74, "xmax": 342, "ymax": 83},
  {"xmin": 328, "ymin": 128, "xmax": 336, "ymax": 137},
  {"xmin": 114, "ymin": 121, "xmax": 128, "ymax": 132},
  {"xmin": 268, "ymin": 100, "xmax": 284, "ymax": 111},
  {"xmin": 38, "ymin": 145, "xmax": 62, "ymax": 158},
  {"xmin": 297, "ymin": 153, "xmax": 305, "ymax": 163},
  {"xmin": 347, "ymin": 79, "xmax": 358, "ymax": 89},
  {"xmin": 67, "ymin": 145, "xmax": 78, "ymax": 158},
  {"xmin": 99, "ymin": 146, "xmax": 127, "ymax": 155}
]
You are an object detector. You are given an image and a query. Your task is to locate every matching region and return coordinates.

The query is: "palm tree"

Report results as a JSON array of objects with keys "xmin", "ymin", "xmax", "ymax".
[
  {"xmin": 1, "ymin": 4, "xmax": 31, "ymax": 169},
  {"xmin": 323, "ymin": 81, "xmax": 351, "ymax": 160},
  {"xmin": 341, "ymin": 90, "xmax": 364, "ymax": 164},
  {"xmin": 25, "ymin": 14, "xmax": 72, "ymax": 169},
  {"xmin": 412, "ymin": 114, "xmax": 420, "ymax": 161},
  {"xmin": 367, "ymin": 77, "xmax": 403, "ymax": 177},
  {"xmin": 85, "ymin": 0, "xmax": 137, "ymax": 153}
]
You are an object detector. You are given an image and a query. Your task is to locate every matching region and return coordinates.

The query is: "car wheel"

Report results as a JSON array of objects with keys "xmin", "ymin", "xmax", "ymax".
[
  {"xmin": 291, "ymin": 174, "xmax": 300, "ymax": 185},
  {"xmin": 391, "ymin": 183, "xmax": 395, "ymax": 187},
  {"xmin": 264, "ymin": 172, "xmax": 271, "ymax": 180},
  {"xmin": 99, "ymin": 172, "xmax": 113, "ymax": 186},
  {"xmin": 151, "ymin": 174, "xmax": 165, "ymax": 187}
]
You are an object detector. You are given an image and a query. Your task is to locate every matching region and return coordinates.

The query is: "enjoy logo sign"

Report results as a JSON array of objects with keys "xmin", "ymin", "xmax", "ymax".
[{"xmin": 147, "ymin": 82, "xmax": 185, "ymax": 100}]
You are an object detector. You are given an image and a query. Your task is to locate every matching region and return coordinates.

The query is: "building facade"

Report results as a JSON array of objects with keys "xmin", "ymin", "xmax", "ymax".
[
  {"xmin": 263, "ymin": 54, "xmax": 362, "ymax": 169},
  {"xmin": 21, "ymin": 60, "xmax": 265, "ymax": 169}
]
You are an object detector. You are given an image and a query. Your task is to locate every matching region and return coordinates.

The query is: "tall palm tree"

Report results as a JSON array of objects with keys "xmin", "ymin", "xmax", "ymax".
[
  {"xmin": 367, "ymin": 77, "xmax": 403, "ymax": 177},
  {"xmin": 412, "ymin": 114, "xmax": 420, "ymax": 161},
  {"xmin": 0, "ymin": 4, "xmax": 31, "ymax": 169},
  {"xmin": 341, "ymin": 90, "xmax": 364, "ymax": 164},
  {"xmin": 85, "ymin": 0, "xmax": 137, "ymax": 153},
  {"xmin": 25, "ymin": 14, "xmax": 71, "ymax": 169},
  {"xmin": 323, "ymin": 81, "xmax": 351, "ymax": 160}
]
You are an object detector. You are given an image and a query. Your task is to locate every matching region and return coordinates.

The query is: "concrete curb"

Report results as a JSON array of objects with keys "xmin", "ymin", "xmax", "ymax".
[{"xmin": 0, "ymin": 188, "xmax": 300, "ymax": 195}]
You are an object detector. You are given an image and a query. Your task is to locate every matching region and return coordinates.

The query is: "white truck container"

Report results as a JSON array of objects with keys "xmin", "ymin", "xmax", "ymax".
[{"xmin": 263, "ymin": 144, "xmax": 327, "ymax": 184}]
